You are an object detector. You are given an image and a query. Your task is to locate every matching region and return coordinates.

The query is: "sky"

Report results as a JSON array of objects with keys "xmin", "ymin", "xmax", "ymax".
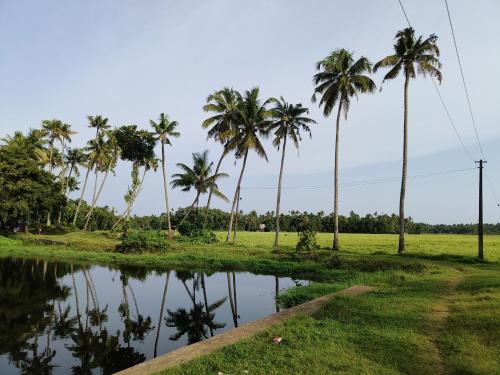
[{"xmin": 1, "ymin": 0, "xmax": 499, "ymax": 224}]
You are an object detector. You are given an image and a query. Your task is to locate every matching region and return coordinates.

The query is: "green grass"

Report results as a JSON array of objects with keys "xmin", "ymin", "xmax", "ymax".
[
  {"xmin": 1, "ymin": 230, "xmax": 499, "ymax": 374},
  {"xmin": 15, "ymin": 230, "xmax": 500, "ymax": 262}
]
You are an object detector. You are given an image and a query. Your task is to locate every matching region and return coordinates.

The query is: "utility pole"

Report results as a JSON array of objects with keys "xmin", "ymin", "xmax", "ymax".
[{"xmin": 475, "ymin": 159, "xmax": 487, "ymax": 259}]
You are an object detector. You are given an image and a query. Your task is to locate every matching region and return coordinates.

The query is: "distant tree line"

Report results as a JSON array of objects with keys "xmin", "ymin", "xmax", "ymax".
[{"xmin": 56, "ymin": 203, "xmax": 500, "ymax": 235}]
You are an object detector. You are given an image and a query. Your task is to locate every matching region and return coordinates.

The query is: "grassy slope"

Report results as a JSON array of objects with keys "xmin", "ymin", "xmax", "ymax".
[{"xmin": 1, "ymin": 231, "xmax": 499, "ymax": 374}]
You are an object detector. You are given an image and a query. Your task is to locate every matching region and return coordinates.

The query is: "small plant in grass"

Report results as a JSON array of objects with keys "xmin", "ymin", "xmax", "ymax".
[
  {"xmin": 178, "ymin": 219, "xmax": 218, "ymax": 244},
  {"xmin": 116, "ymin": 230, "xmax": 168, "ymax": 253},
  {"xmin": 296, "ymin": 230, "xmax": 319, "ymax": 251}
]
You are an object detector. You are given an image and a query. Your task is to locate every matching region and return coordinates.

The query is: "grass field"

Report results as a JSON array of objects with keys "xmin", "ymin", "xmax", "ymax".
[
  {"xmin": 1, "ymin": 230, "xmax": 499, "ymax": 374},
  {"xmin": 14, "ymin": 230, "xmax": 500, "ymax": 261}
]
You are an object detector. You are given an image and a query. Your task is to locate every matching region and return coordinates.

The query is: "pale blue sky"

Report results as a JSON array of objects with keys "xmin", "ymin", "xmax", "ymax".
[{"xmin": 1, "ymin": 0, "xmax": 499, "ymax": 223}]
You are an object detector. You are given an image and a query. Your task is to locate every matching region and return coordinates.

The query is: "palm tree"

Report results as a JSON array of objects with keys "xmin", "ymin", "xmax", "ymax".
[
  {"xmin": 150, "ymin": 114, "xmax": 180, "ymax": 239},
  {"xmin": 64, "ymin": 148, "xmax": 87, "ymax": 196},
  {"xmin": 41, "ymin": 119, "xmax": 65, "ymax": 225},
  {"xmin": 373, "ymin": 28, "xmax": 441, "ymax": 253},
  {"xmin": 87, "ymin": 115, "xmax": 110, "ymax": 138},
  {"xmin": 171, "ymin": 150, "xmax": 229, "ymax": 229},
  {"xmin": 56, "ymin": 123, "xmax": 77, "ymax": 225},
  {"xmin": 269, "ymin": 97, "xmax": 316, "ymax": 247},
  {"xmin": 312, "ymin": 49, "xmax": 376, "ymax": 250},
  {"xmin": 83, "ymin": 131, "xmax": 119, "ymax": 230},
  {"xmin": 202, "ymin": 88, "xmax": 241, "ymax": 225},
  {"xmin": 72, "ymin": 116, "xmax": 109, "ymax": 226},
  {"xmin": 225, "ymin": 87, "xmax": 272, "ymax": 242}
]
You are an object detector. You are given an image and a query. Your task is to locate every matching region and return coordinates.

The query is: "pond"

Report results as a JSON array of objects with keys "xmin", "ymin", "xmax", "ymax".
[{"xmin": 0, "ymin": 257, "xmax": 307, "ymax": 374}]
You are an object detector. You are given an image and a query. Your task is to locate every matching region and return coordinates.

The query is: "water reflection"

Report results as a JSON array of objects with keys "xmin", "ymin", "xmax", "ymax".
[{"xmin": 0, "ymin": 257, "xmax": 306, "ymax": 374}]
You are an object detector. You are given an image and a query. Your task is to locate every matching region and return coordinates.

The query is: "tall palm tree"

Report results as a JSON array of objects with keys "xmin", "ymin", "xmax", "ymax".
[
  {"xmin": 373, "ymin": 28, "xmax": 441, "ymax": 254},
  {"xmin": 150, "ymin": 113, "xmax": 180, "ymax": 239},
  {"xmin": 171, "ymin": 150, "xmax": 229, "ymax": 229},
  {"xmin": 56, "ymin": 123, "xmax": 77, "ymax": 225},
  {"xmin": 41, "ymin": 119, "xmax": 67, "ymax": 225},
  {"xmin": 269, "ymin": 97, "xmax": 316, "ymax": 247},
  {"xmin": 202, "ymin": 88, "xmax": 241, "ymax": 225},
  {"xmin": 225, "ymin": 87, "xmax": 272, "ymax": 242},
  {"xmin": 83, "ymin": 131, "xmax": 119, "ymax": 230},
  {"xmin": 312, "ymin": 49, "xmax": 376, "ymax": 250},
  {"xmin": 72, "ymin": 116, "xmax": 109, "ymax": 226},
  {"xmin": 64, "ymin": 148, "xmax": 87, "ymax": 196}
]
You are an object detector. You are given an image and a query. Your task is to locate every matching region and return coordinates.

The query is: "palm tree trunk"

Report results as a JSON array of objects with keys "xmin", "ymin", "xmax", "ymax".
[
  {"xmin": 161, "ymin": 144, "xmax": 173, "ymax": 239},
  {"xmin": 203, "ymin": 150, "xmax": 226, "ymax": 227},
  {"xmin": 226, "ymin": 150, "xmax": 248, "ymax": 242},
  {"xmin": 46, "ymin": 144, "xmax": 54, "ymax": 226},
  {"xmin": 399, "ymin": 75, "xmax": 410, "ymax": 254},
  {"xmin": 83, "ymin": 167, "xmax": 110, "ymax": 230},
  {"xmin": 333, "ymin": 102, "xmax": 343, "ymax": 251},
  {"xmin": 274, "ymin": 129, "xmax": 288, "ymax": 248},
  {"xmin": 154, "ymin": 271, "xmax": 170, "ymax": 357},
  {"xmin": 233, "ymin": 187, "xmax": 240, "ymax": 242},
  {"xmin": 73, "ymin": 167, "xmax": 91, "ymax": 226}
]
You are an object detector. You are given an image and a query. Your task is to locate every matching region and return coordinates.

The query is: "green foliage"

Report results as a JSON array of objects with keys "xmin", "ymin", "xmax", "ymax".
[
  {"xmin": 296, "ymin": 230, "xmax": 320, "ymax": 251},
  {"xmin": 116, "ymin": 230, "xmax": 168, "ymax": 253},
  {"xmin": 114, "ymin": 125, "xmax": 156, "ymax": 164},
  {"xmin": 0, "ymin": 137, "xmax": 66, "ymax": 231},
  {"xmin": 178, "ymin": 221, "xmax": 218, "ymax": 244}
]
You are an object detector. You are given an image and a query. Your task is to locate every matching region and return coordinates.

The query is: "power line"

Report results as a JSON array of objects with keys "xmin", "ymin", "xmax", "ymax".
[
  {"xmin": 397, "ymin": 0, "xmax": 476, "ymax": 164},
  {"xmin": 430, "ymin": 78, "xmax": 476, "ymax": 163},
  {"xmin": 241, "ymin": 167, "xmax": 475, "ymax": 191},
  {"xmin": 485, "ymin": 171, "xmax": 500, "ymax": 207},
  {"xmin": 443, "ymin": 0, "xmax": 486, "ymax": 159}
]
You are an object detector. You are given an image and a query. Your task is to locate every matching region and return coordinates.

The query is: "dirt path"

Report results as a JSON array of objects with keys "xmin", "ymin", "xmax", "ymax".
[
  {"xmin": 426, "ymin": 273, "xmax": 465, "ymax": 375},
  {"xmin": 115, "ymin": 285, "xmax": 375, "ymax": 375}
]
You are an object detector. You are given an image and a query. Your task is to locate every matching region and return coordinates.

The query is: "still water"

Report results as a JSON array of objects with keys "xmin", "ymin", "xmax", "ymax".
[{"xmin": 0, "ymin": 257, "xmax": 306, "ymax": 374}]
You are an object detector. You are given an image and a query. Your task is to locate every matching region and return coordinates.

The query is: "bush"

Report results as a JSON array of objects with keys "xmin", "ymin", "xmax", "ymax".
[
  {"xmin": 178, "ymin": 221, "xmax": 200, "ymax": 237},
  {"xmin": 116, "ymin": 230, "xmax": 168, "ymax": 253},
  {"xmin": 189, "ymin": 230, "xmax": 218, "ymax": 244},
  {"xmin": 296, "ymin": 230, "xmax": 319, "ymax": 251}
]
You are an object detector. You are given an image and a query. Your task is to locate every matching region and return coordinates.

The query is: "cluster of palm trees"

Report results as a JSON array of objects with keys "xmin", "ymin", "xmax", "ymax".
[{"xmin": 2, "ymin": 26, "xmax": 441, "ymax": 253}]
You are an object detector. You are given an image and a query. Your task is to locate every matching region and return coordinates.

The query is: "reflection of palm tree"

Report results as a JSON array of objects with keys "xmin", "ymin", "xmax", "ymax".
[
  {"xmin": 226, "ymin": 272, "xmax": 238, "ymax": 327},
  {"xmin": 154, "ymin": 271, "xmax": 171, "ymax": 358},
  {"xmin": 200, "ymin": 273, "xmax": 214, "ymax": 337},
  {"xmin": 165, "ymin": 299, "xmax": 226, "ymax": 344},
  {"xmin": 19, "ymin": 324, "xmax": 57, "ymax": 375},
  {"xmin": 275, "ymin": 276, "xmax": 280, "ymax": 313}
]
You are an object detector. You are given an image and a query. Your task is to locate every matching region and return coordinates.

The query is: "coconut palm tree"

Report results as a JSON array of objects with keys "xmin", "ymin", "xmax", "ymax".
[
  {"xmin": 225, "ymin": 87, "xmax": 272, "ymax": 242},
  {"xmin": 312, "ymin": 49, "xmax": 376, "ymax": 250},
  {"xmin": 373, "ymin": 28, "xmax": 441, "ymax": 254},
  {"xmin": 202, "ymin": 88, "xmax": 241, "ymax": 225},
  {"xmin": 269, "ymin": 97, "xmax": 316, "ymax": 247},
  {"xmin": 171, "ymin": 150, "xmax": 229, "ymax": 229},
  {"xmin": 83, "ymin": 131, "xmax": 119, "ymax": 230},
  {"xmin": 87, "ymin": 115, "xmax": 110, "ymax": 138},
  {"xmin": 56, "ymin": 123, "xmax": 77, "ymax": 225},
  {"xmin": 41, "ymin": 119, "xmax": 65, "ymax": 225},
  {"xmin": 150, "ymin": 114, "xmax": 180, "ymax": 239},
  {"xmin": 64, "ymin": 148, "xmax": 87, "ymax": 196}
]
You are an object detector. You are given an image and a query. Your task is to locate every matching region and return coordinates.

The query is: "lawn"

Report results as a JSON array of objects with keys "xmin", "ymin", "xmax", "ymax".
[{"xmin": 1, "ymin": 230, "xmax": 499, "ymax": 374}]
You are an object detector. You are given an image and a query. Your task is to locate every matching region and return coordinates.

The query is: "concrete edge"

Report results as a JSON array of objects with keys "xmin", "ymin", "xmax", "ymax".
[{"xmin": 115, "ymin": 284, "xmax": 375, "ymax": 375}]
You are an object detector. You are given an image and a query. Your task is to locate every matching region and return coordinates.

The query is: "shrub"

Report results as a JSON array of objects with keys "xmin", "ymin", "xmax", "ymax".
[
  {"xmin": 116, "ymin": 230, "xmax": 168, "ymax": 253},
  {"xmin": 296, "ymin": 230, "xmax": 319, "ymax": 251},
  {"xmin": 189, "ymin": 230, "xmax": 218, "ymax": 244}
]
